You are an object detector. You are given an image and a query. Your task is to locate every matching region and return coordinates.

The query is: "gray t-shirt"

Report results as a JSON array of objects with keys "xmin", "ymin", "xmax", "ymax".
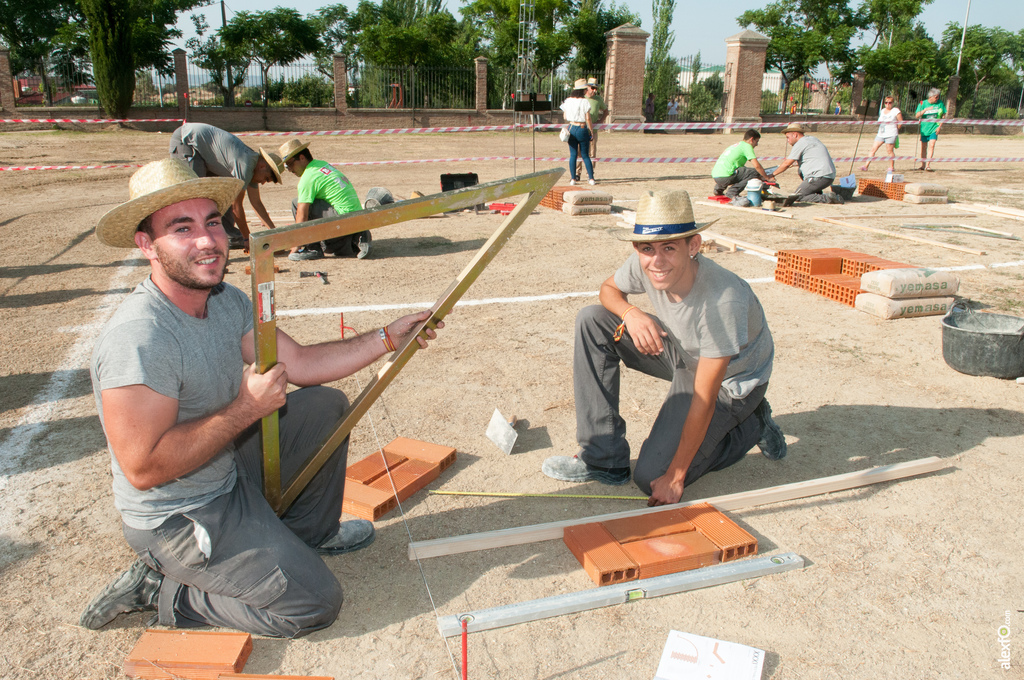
[
  {"xmin": 178, "ymin": 122, "xmax": 258, "ymax": 186},
  {"xmin": 787, "ymin": 135, "xmax": 836, "ymax": 180},
  {"xmin": 614, "ymin": 253, "xmax": 774, "ymax": 399},
  {"xmin": 91, "ymin": 278, "xmax": 254, "ymax": 530}
]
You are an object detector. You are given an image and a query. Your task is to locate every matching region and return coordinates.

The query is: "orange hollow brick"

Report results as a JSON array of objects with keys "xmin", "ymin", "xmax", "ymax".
[
  {"xmin": 601, "ymin": 507, "xmax": 696, "ymax": 544},
  {"xmin": 383, "ymin": 437, "xmax": 457, "ymax": 472},
  {"xmin": 679, "ymin": 503, "xmax": 758, "ymax": 562},
  {"xmin": 563, "ymin": 522, "xmax": 639, "ymax": 586},
  {"xmin": 345, "ymin": 450, "xmax": 408, "ymax": 485},
  {"xmin": 342, "ymin": 483, "xmax": 398, "ymax": 521},
  {"xmin": 620, "ymin": 530, "xmax": 722, "ymax": 579},
  {"xmin": 368, "ymin": 458, "xmax": 441, "ymax": 503},
  {"xmin": 124, "ymin": 630, "xmax": 252, "ymax": 680}
]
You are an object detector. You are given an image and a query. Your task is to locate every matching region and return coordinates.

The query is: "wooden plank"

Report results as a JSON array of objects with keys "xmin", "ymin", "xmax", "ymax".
[
  {"xmin": 951, "ymin": 205, "xmax": 1024, "ymax": 222},
  {"xmin": 695, "ymin": 200, "xmax": 794, "ymax": 219},
  {"xmin": 953, "ymin": 223, "xmax": 1016, "ymax": 238},
  {"xmin": 837, "ymin": 213, "xmax": 976, "ymax": 219},
  {"xmin": 703, "ymin": 230, "xmax": 777, "ymax": 256},
  {"xmin": 815, "ymin": 217, "xmax": 986, "ymax": 256},
  {"xmin": 967, "ymin": 203, "xmax": 1024, "ymax": 218},
  {"xmin": 436, "ymin": 553, "xmax": 804, "ymax": 636},
  {"xmin": 407, "ymin": 456, "xmax": 948, "ymax": 560}
]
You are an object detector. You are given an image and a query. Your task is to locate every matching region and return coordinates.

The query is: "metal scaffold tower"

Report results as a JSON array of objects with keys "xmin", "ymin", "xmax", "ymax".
[{"xmin": 513, "ymin": 0, "xmax": 543, "ymax": 175}]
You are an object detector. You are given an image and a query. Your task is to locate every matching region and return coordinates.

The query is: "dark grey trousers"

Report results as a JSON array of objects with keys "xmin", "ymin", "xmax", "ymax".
[
  {"xmin": 123, "ymin": 386, "xmax": 350, "ymax": 638},
  {"xmin": 714, "ymin": 166, "xmax": 762, "ymax": 198},
  {"xmin": 792, "ymin": 175, "xmax": 836, "ymax": 203},
  {"xmin": 574, "ymin": 305, "xmax": 766, "ymax": 495}
]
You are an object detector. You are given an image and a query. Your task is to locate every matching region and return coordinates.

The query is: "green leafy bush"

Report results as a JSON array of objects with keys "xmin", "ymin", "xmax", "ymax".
[{"xmin": 995, "ymin": 107, "xmax": 1020, "ymax": 120}]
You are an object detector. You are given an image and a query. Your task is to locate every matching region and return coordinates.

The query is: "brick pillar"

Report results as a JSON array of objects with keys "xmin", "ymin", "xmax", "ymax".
[
  {"xmin": 474, "ymin": 56, "xmax": 488, "ymax": 112},
  {"xmin": 0, "ymin": 48, "xmax": 15, "ymax": 114},
  {"xmin": 722, "ymin": 29, "xmax": 770, "ymax": 129},
  {"xmin": 603, "ymin": 24, "xmax": 649, "ymax": 123},
  {"xmin": 333, "ymin": 53, "xmax": 347, "ymax": 114},
  {"xmin": 173, "ymin": 48, "xmax": 189, "ymax": 121},
  {"xmin": 851, "ymin": 70, "xmax": 866, "ymax": 115},
  {"xmin": 946, "ymin": 75, "xmax": 960, "ymax": 116}
]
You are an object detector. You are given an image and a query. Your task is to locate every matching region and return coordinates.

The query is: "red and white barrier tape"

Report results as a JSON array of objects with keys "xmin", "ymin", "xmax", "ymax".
[
  {"xmin": 3, "ymin": 154, "xmax": 1023, "ymax": 172},
  {"xmin": 1, "ymin": 118, "xmax": 183, "ymax": 124}
]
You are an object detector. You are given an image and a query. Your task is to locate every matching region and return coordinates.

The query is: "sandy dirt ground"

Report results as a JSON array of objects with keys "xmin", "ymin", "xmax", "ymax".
[{"xmin": 1, "ymin": 127, "xmax": 1023, "ymax": 680}]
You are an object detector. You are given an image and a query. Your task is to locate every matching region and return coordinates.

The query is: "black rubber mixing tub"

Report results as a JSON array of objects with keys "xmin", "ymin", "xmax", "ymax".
[{"xmin": 941, "ymin": 302, "xmax": 1024, "ymax": 378}]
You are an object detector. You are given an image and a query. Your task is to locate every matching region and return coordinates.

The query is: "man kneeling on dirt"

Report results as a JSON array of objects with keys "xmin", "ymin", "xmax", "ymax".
[
  {"xmin": 278, "ymin": 138, "xmax": 372, "ymax": 261},
  {"xmin": 711, "ymin": 129, "xmax": 773, "ymax": 198},
  {"xmin": 80, "ymin": 158, "xmax": 442, "ymax": 637},
  {"xmin": 541, "ymin": 190, "xmax": 786, "ymax": 506},
  {"xmin": 772, "ymin": 123, "xmax": 842, "ymax": 206}
]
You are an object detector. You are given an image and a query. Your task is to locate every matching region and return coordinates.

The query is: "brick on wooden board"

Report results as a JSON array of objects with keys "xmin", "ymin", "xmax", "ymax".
[
  {"xmin": 383, "ymin": 437, "xmax": 456, "ymax": 471},
  {"xmin": 600, "ymin": 507, "xmax": 696, "ymax": 544},
  {"xmin": 342, "ymin": 483, "xmax": 397, "ymax": 521},
  {"xmin": 620, "ymin": 530, "xmax": 722, "ymax": 579},
  {"xmin": 218, "ymin": 675, "xmax": 334, "ymax": 680},
  {"xmin": 679, "ymin": 503, "xmax": 758, "ymax": 562},
  {"xmin": 563, "ymin": 522, "xmax": 638, "ymax": 586},
  {"xmin": 124, "ymin": 630, "xmax": 252, "ymax": 680},
  {"xmin": 368, "ymin": 458, "xmax": 441, "ymax": 503},
  {"xmin": 345, "ymin": 450, "xmax": 408, "ymax": 485}
]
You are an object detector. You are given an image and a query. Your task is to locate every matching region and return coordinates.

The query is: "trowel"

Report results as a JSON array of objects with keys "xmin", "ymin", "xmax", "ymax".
[{"xmin": 485, "ymin": 408, "xmax": 519, "ymax": 455}]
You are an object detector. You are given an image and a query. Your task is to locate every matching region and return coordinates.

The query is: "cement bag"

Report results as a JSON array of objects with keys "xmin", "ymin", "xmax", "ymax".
[
  {"xmin": 903, "ymin": 194, "xmax": 948, "ymax": 204},
  {"xmin": 903, "ymin": 182, "xmax": 948, "ymax": 196},
  {"xmin": 855, "ymin": 293, "xmax": 956, "ymax": 319},
  {"xmin": 859, "ymin": 267, "xmax": 959, "ymax": 298},
  {"xmin": 562, "ymin": 203, "xmax": 611, "ymax": 215},
  {"xmin": 563, "ymin": 190, "xmax": 613, "ymax": 205}
]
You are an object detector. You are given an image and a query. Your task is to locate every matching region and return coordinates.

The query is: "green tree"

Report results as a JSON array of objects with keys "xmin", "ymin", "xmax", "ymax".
[
  {"xmin": 940, "ymin": 23, "xmax": 1019, "ymax": 117},
  {"xmin": 565, "ymin": 0, "xmax": 640, "ymax": 74},
  {"xmin": 186, "ymin": 13, "xmax": 248, "ymax": 106},
  {"xmin": 0, "ymin": 0, "xmax": 82, "ymax": 105},
  {"xmin": 461, "ymin": 0, "xmax": 574, "ymax": 80},
  {"xmin": 79, "ymin": 0, "xmax": 134, "ymax": 117},
  {"xmin": 356, "ymin": 0, "xmax": 477, "ymax": 65},
  {"xmin": 220, "ymin": 8, "xmax": 321, "ymax": 114},
  {"xmin": 857, "ymin": 22, "xmax": 942, "ymax": 83},
  {"xmin": 644, "ymin": 0, "xmax": 678, "ymax": 121}
]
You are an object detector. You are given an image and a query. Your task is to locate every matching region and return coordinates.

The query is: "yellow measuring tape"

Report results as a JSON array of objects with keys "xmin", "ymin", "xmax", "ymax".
[{"xmin": 429, "ymin": 490, "xmax": 647, "ymax": 501}]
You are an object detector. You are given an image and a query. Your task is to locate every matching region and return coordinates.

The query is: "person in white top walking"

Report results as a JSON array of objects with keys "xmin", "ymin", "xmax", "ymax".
[
  {"xmin": 559, "ymin": 79, "xmax": 595, "ymax": 185},
  {"xmin": 860, "ymin": 96, "xmax": 903, "ymax": 172}
]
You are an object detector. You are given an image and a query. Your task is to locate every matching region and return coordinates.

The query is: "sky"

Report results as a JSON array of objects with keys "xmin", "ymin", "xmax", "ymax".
[{"xmin": 175, "ymin": 0, "xmax": 1024, "ymax": 65}]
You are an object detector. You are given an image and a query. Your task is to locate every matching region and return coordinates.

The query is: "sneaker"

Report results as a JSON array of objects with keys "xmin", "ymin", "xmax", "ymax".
[
  {"xmin": 754, "ymin": 399, "xmax": 787, "ymax": 460},
  {"xmin": 782, "ymin": 194, "xmax": 799, "ymax": 208},
  {"xmin": 354, "ymin": 231, "xmax": 371, "ymax": 259},
  {"xmin": 713, "ymin": 186, "xmax": 725, "ymax": 196},
  {"xmin": 289, "ymin": 246, "xmax": 324, "ymax": 261},
  {"xmin": 79, "ymin": 559, "xmax": 162, "ymax": 630},
  {"xmin": 588, "ymin": 179, "xmax": 596, "ymax": 186},
  {"xmin": 541, "ymin": 454, "xmax": 631, "ymax": 485},
  {"xmin": 569, "ymin": 179, "xmax": 577, "ymax": 186},
  {"xmin": 317, "ymin": 519, "xmax": 376, "ymax": 555}
]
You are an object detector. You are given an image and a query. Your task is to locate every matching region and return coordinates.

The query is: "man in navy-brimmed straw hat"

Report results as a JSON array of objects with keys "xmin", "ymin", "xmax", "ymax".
[{"xmin": 542, "ymin": 189, "xmax": 786, "ymax": 505}]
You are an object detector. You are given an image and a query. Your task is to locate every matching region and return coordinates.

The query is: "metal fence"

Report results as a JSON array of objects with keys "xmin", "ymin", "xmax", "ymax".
[
  {"xmin": 957, "ymin": 83, "xmax": 1023, "ymax": 119},
  {"xmin": 185, "ymin": 60, "xmax": 333, "ymax": 108},
  {"xmin": 347, "ymin": 63, "xmax": 474, "ymax": 109},
  {"xmin": 761, "ymin": 74, "xmax": 854, "ymax": 116},
  {"xmin": 15, "ymin": 58, "xmax": 177, "ymax": 108},
  {"xmin": 669, "ymin": 55, "xmax": 726, "ymax": 122},
  {"xmin": 487, "ymin": 66, "xmax": 604, "ymax": 113}
]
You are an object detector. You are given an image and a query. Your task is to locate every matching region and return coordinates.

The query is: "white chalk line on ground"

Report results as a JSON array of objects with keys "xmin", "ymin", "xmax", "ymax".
[{"xmin": 0, "ymin": 257, "xmax": 141, "ymax": 534}]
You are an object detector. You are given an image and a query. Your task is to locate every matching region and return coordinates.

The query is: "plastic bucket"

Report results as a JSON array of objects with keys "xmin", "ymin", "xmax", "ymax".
[
  {"xmin": 941, "ymin": 302, "xmax": 1024, "ymax": 378},
  {"xmin": 746, "ymin": 179, "xmax": 763, "ymax": 207}
]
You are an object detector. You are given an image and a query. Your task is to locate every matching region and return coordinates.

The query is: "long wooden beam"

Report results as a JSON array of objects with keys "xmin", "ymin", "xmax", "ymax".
[
  {"xmin": 837, "ymin": 213, "xmax": 976, "ymax": 219},
  {"xmin": 814, "ymin": 217, "xmax": 986, "ymax": 255},
  {"xmin": 951, "ymin": 204, "xmax": 1024, "ymax": 222},
  {"xmin": 703, "ymin": 230, "xmax": 777, "ymax": 256},
  {"xmin": 407, "ymin": 456, "xmax": 949, "ymax": 560},
  {"xmin": 695, "ymin": 200, "xmax": 794, "ymax": 219}
]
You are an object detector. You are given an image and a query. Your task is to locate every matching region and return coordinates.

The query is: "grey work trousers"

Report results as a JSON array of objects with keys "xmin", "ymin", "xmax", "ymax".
[
  {"xmin": 123, "ymin": 386, "xmax": 350, "ymax": 638},
  {"xmin": 714, "ymin": 167, "xmax": 762, "ymax": 198},
  {"xmin": 792, "ymin": 175, "xmax": 836, "ymax": 204},
  {"xmin": 574, "ymin": 305, "xmax": 766, "ymax": 495}
]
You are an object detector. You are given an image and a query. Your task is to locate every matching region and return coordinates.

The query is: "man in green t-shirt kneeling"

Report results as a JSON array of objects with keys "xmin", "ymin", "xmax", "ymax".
[
  {"xmin": 278, "ymin": 139, "xmax": 372, "ymax": 261},
  {"xmin": 711, "ymin": 130, "xmax": 773, "ymax": 198}
]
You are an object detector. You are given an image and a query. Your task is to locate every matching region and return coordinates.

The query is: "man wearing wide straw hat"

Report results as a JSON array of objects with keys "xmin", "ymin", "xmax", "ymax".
[
  {"xmin": 169, "ymin": 122, "xmax": 284, "ymax": 248},
  {"xmin": 542, "ymin": 190, "xmax": 785, "ymax": 505},
  {"xmin": 277, "ymin": 137, "xmax": 371, "ymax": 261},
  {"xmin": 80, "ymin": 158, "xmax": 443, "ymax": 636},
  {"xmin": 771, "ymin": 122, "xmax": 841, "ymax": 206}
]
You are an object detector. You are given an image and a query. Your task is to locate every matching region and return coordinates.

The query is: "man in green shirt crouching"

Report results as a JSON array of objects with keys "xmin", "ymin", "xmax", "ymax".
[
  {"xmin": 711, "ymin": 130, "xmax": 773, "ymax": 198},
  {"xmin": 278, "ymin": 139, "xmax": 371, "ymax": 261}
]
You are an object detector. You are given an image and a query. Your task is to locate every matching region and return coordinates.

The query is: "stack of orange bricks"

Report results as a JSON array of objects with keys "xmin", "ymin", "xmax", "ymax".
[
  {"xmin": 857, "ymin": 178, "xmax": 907, "ymax": 201},
  {"xmin": 540, "ymin": 185, "xmax": 576, "ymax": 210},
  {"xmin": 342, "ymin": 437, "xmax": 457, "ymax": 521},
  {"xmin": 563, "ymin": 502, "xmax": 758, "ymax": 586},
  {"xmin": 775, "ymin": 248, "xmax": 914, "ymax": 307}
]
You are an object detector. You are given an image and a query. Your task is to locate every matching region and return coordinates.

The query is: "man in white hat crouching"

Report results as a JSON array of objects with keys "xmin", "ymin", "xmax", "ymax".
[
  {"xmin": 80, "ymin": 158, "xmax": 442, "ymax": 637},
  {"xmin": 772, "ymin": 122, "xmax": 842, "ymax": 206},
  {"xmin": 542, "ymin": 190, "xmax": 785, "ymax": 506}
]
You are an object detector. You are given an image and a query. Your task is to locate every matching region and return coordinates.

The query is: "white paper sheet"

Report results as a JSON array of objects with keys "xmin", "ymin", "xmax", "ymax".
[{"xmin": 654, "ymin": 630, "xmax": 765, "ymax": 680}]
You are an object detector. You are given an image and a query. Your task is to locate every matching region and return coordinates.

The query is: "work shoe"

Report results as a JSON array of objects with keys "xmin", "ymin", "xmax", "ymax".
[
  {"xmin": 79, "ymin": 559, "xmax": 162, "ymax": 630},
  {"xmin": 289, "ymin": 246, "xmax": 324, "ymax": 261},
  {"xmin": 713, "ymin": 186, "xmax": 725, "ymax": 196},
  {"xmin": 782, "ymin": 194, "xmax": 799, "ymax": 208},
  {"xmin": 354, "ymin": 231, "xmax": 371, "ymax": 259},
  {"xmin": 317, "ymin": 519, "xmax": 376, "ymax": 555},
  {"xmin": 542, "ymin": 455, "xmax": 631, "ymax": 485},
  {"xmin": 754, "ymin": 399, "xmax": 787, "ymax": 460}
]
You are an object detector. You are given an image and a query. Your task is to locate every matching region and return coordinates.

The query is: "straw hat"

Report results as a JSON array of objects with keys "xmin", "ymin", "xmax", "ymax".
[
  {"xmin": 614, "ymin": 190, "xmax": 717, "ymax": 242},
  {"xmin": 95, "ymin": 158, "xmax": 244, "ymax": 248},
  {"xmin": 278, "ymin": 138, "xmax": 310, "ymax": 163},
  {"xmin": 573, "ymin": 78, "xmax": 588, "ymax": 90},
  {"xmin": 586, "ymin": 77, "xmax": 600, "ymax": 89},
  {"xmin": 258, "ymin": 148, "xmax": 284, "ymax": 183},
  {"xmin": 781, "ymin": 122, "xmax": 806, "ymax": 134}
]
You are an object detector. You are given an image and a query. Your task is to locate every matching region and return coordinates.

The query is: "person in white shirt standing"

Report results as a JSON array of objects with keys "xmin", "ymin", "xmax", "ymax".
[
  {"xmin": 860, "ymin": 96, "xmax": 903, "ymax": 172},
  {"xmin": 559, "ymin": 78, "xmax": 595, "ymax": 186}
]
